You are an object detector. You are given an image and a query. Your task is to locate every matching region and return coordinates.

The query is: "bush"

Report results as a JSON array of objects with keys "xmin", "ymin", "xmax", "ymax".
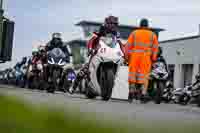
[{"xmin": 0, "ymin": 94, "xmax": 200, "ymax": 133}]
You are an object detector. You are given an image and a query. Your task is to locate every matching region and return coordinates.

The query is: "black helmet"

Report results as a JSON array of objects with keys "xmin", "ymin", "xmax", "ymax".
[
  {"xmin": 22, "ymin": 57, "xmax": 27, "ymax": 62},
  {"xmin": 52, "ymin": 32, "xmax": 62, "ymax": 39},
  {"xmin": 140, "ymin": 18, "xmax": 149, "ymax": 27}
]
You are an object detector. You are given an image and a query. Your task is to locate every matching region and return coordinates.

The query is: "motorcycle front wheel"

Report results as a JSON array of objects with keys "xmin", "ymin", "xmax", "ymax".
[
  {"xmin": 154, "ymin": 81, "xmax": 164, "ymax": 104},
  {"xmin": 178, "ymin": 93, "xmax": 190, "ymax": 105},
  {"xmin": 52, "ymin": 69, "xmax": 61, "ymax": 92},
  {"xmin": 63, "ymin": 68, "xmax": 76, "ymax": 93},
  {"xmin": 101, "ymin": 69, "xmax": 114, "ymax": 101}
]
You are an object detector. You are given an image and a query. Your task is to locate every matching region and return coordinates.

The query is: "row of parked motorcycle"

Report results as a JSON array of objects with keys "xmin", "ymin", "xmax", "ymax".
[
  {"xmin": 141, "ymin": 60, "xmax": 200, "ymax": 107},
  {"xmin": 161, "ymin": 77, "xmax": 200, "ymax": 107},
  {"xmin": 0, "ymin": 38, "xmax": 200, "ymax": 107},
  {"xmin": 0, "ymin": 64, "xmax": 28, "ymax": 88},
  {"xmin": 0, "ymin": 47, "xmax": 77, "ymax": 94}
]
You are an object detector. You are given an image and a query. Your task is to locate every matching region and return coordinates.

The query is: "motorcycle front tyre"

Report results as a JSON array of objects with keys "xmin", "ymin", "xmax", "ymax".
[
  {"xmin": 101, "ymin": 69, "xmax": 114, "ymax": 101},
  {"xmin": 154, "ymin": 81, "xmax": 164, "ymax": 104}
]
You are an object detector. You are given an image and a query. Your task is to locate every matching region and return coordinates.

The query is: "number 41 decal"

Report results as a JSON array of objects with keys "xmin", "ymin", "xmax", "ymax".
[{"xmin": 100, "ymin": 48, "xmax": 106, "ymax": 53}]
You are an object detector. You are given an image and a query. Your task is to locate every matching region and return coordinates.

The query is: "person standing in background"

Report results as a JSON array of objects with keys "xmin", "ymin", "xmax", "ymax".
[{"xmin": 125, "ymin": 18, "xmax": 159, "ymax": 103}]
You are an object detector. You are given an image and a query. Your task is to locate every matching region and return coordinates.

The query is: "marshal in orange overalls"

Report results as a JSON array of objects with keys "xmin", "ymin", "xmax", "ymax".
[{"xmin": 126, "ymin": 28, "xmax": 159, "ymax": 84}]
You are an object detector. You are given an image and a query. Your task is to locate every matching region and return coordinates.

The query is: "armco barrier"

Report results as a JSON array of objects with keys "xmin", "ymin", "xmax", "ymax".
[{"xmin": 111, "ymin": 66, "xmax": 129, "ymax": 100}]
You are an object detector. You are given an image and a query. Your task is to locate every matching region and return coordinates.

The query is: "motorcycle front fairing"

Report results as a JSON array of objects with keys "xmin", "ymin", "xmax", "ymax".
[
  {"xmin": 88, "ymin": 38, "xmax": 124, "ymax": 95},
  {"xmin": 151, "ymin": 62, "xmax": 169, "ymax": 80},
  {"xmin": 47, "ymin": 48, "xmax": 67, "ymax": 67}
]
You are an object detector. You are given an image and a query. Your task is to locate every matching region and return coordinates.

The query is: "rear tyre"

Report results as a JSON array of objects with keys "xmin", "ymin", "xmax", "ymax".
[
  {"xmin": 154, "ymin": 81, "xmax": 164, "ymax": 104},
  {"xmin": 19, "ymin": 79, "xmax": 26, "ymax": 88},
  {"xmin": 32, "ymin": 76, "xmax": 39, "ymax": 90},
  {"xmin": 163, "ymin": 91, "xmax": 172, "ymax": 103},
  {"xmin": 47, "ymin": 82, "xmax": 55, "ymax": 93},
  {"xmin": 101, "ymin": 69, "xmax": 114, "ymax": 101},
  {"xmin": 85, "ymin": 80, "xmax": 96, "ymax": 99},
  {"xmin": 178, "ymin": 93, "xmax": 190, "ymax": 105}
]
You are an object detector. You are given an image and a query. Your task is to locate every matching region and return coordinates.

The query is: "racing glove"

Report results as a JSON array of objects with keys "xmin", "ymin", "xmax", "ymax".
[{"xmin": 87, "ymin": 48, "xmax": 96, "ymax": 57}]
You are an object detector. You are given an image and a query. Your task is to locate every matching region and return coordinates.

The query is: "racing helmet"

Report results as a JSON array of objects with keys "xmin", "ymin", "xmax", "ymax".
[
  {"xmin": 32, "ymin": 47, "xmax": 39, "ymax": 56},
  {"xmin": 104, "ymin": 16, "xmax": 119, "ymax": 34},
  {"xmin": 52, "ymin": 32, "xmax": 62, "ymax": 39},
  {"xmin": 38, "ymin": 45, "xmax": 46, "ymax": 52},
  {"xmin": 22, "ymin": 57, "xmax": 27, "ymax": 63}
]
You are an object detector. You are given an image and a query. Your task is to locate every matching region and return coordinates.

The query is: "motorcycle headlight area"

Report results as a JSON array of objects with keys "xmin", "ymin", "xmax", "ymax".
[
  {"xmin": 58, "ymin": 59, "xmax": 66, "ymax": 66},
  {"xmin": 37, "ymin": 64, "xmax": 43, "ymax": 70},
  {"xmin": 48, "ymin": 57, "xmax": 55, "ymax": 65},
  {"xmin": 67, "ymin": 72, "xmax": 76, "ymax": 80}
]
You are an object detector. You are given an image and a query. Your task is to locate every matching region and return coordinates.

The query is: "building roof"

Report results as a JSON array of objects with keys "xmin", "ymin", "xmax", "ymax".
[
  {"xmin": 160, "ymin": 35, "xmax": 200, "ymax": 43},
  {"xmin": 76, "ymin": 20, "xmax": 165, "ymax": 32},
  {"xmin": 76, "ymin": 20, "xmax": 165, "ymax": 39},
  {"xmin": 66, "ymin": 39, "xmax": 86, "ymax": 46}
]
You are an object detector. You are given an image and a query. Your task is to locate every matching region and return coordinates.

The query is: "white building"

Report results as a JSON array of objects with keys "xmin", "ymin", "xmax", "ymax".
[{"xmin": 160, "ymin": 25, "xmax": 200, "ymax": 88}]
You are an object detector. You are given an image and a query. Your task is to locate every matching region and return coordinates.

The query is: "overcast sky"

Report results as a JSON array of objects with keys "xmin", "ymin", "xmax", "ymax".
[{"xmin": 1, "ymin": 0, "xmax": 200, "ymax": 68}]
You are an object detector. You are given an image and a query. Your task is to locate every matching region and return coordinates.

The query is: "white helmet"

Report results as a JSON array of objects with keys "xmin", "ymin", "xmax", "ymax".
[
  {"xmin": 38, "ymin": 45, "xmax": 45, "ymax": 52},
  {"xmin": 32, "ymin": 47, "xmax": 38, "ymax": 53}
]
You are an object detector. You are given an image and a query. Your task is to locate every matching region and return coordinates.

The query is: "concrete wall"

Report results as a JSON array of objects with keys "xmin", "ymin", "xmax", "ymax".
[
  {"xmin": 160, "ymin": 37, "xmax": 200, "ymax": 88},
  {"xmin": 160, "ymin": 37, "xmax": 200, "ymax": 64},
  {"xmin": 111, "ymin": 66, "xmax": 129, "ymax": 100}
]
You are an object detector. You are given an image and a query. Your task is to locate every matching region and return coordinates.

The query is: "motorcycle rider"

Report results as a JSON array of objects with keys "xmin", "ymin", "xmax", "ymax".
[
  {"xmin": 126, "ymin": 18, "xmax": 159, "ymax": 103},
  {"xmin": 45, "ymin": 33, "xmax": 72, "ymax": 89},
  {"xmin": 69, "ymin": 15, "xmax": 124, "ymax": 94},
  {"xmin": 26, "ymin": 48, "xmax": 41, "ymax": 86},
  {"xmin": 14, "ymin": 57, "xmax": 27, "ymax": 71},
  {"xmin": 46, "ymin": 32, "xmax": 71, "ymax": 62},
  {"xmin": 14, "ymin": 57, "xmax": 28, "ymax": 85},
  {"xmin": 38, "ymin": 45, "xmax": 47, "ymax": 62},
  {"xmin": 152, "ymin": 46, "xmax": 168, "ymax": 72}
]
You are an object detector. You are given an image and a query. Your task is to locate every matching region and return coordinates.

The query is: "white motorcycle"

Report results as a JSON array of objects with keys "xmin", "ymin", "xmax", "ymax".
[{"xmin": 81, "ymin": 35, "xmax": 124, "ymax": 101}]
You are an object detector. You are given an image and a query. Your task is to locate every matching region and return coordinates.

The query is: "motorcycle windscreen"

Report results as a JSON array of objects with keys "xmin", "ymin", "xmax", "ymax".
[
  {"xmin": 152, "ymin": 62, "xmax": 167, "ymax": 73},
  {"xmin": 98, "ymin": 39, "xmax": 123, "ymax": 62}
]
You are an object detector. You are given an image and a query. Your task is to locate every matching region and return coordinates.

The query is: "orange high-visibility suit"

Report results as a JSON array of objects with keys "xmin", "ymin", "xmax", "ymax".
[{"xmin": 126, "ymin": 28, "xmax": 159, "ymax": 84}]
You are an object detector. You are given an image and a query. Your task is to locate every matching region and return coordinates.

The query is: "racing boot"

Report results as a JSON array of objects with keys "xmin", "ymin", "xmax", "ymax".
[
  {"xmin": 128, "ymin": 83, "xmax": 136, "ymax": 103},
  {"xmin": 140, "ymin": 84, "xmax": 150, "ymax": 104},
  {"xmin": 69, "ymin": 77, "xmax": 79, "ymax": 94}
]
